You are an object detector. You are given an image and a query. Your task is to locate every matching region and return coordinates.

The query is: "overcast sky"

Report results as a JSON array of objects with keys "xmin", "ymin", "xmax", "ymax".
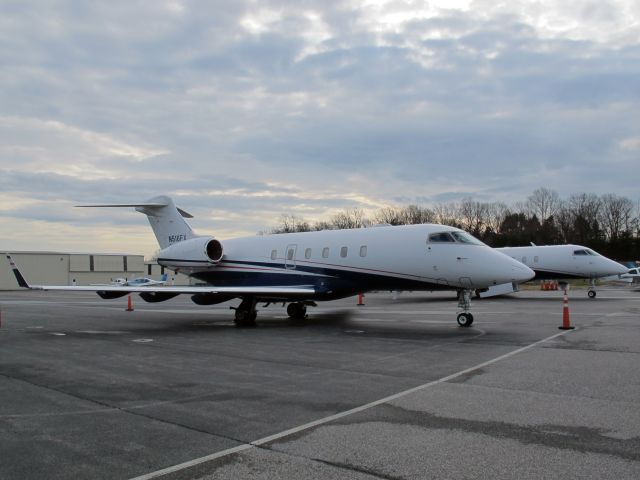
[{"xmin": 1, "ymin": 0, "xmax": 639, "ymax": 255}]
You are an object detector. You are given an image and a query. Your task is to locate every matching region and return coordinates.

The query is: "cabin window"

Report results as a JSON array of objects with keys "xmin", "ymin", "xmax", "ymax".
[
  {"xmin": 322, "ymin": 247, "xmax": 330, "ymax": 258},
  {"xmin": 534, "ymin": 256, "xmax": 539, "ymax": 263},
  {"xmin": 360, "ymin": 245, "xmax": 367, "ymax": 257},
  {"xmin": 270, "ymin": 250, "xmax": 277, "ymax": 260},
  {"xmin": 340, "ymin": 246, "xmax": 348, "ymax": 258},
  {"xmin": 305, "ymin": 248, "xmax": 312, "ymax": 259},
  {"xmin": 287, "ymin": 248, "xmax": 295, "ymax": 261},
  {"xmin": 521, "ymin": 256, "xmax": 527, "ymax": 263},
  {"xmin": 428, "ymin": 232, "xmax": 455, "ymax": 243}
]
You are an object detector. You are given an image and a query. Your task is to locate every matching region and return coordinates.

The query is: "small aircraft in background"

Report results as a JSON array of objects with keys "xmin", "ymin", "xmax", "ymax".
[
  {"xmin": 111, "ymin": 274, "xmax": 168, "ymax": 287},
  {"xmin": 603, "ymin": 266, "xmax": 640, "ymax": 285},
  {"xmin": 482, "ymin": 244, "xmax": 627, "ymax": 298},
  {"xmin": 7, "ymin": 195, "xmax": 534, "ymax": 327}
]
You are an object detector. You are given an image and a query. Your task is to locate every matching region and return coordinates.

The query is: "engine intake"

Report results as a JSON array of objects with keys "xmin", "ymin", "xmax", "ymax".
[{"xmin": 156, "ymin": 236, "xmax": 224, "ymax": 266}]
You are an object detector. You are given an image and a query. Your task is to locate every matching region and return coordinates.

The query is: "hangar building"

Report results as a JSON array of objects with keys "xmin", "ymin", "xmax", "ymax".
[
  {"xmin": 1, "ymin": 252, "xmax": 191, "ymax": 290},
  {"xmin": 1, "ymin": 252, "xmax": 145, "ymax": 290}
]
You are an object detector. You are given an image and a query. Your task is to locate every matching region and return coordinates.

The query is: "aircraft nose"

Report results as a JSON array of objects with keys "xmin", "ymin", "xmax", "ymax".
[
  {"xmin": 510, "ymin": 260, "xmax": 535, "ymax": 283},
  {"xmin": 611, "ymin": 261, "xmax": 628, "ymax": 275},
  {"xmin": 484, "ymin": 250, "xmax": 535, "ymax": 285}
]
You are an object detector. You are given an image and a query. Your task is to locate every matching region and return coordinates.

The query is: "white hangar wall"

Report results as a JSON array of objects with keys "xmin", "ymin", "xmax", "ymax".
[
  {"xmin": 1, "ymin": 252, "xmax": 145, "ymax": 290},
  {"xmin": 1, "ymin": 252, "xmax": 194, "ymax": 290}
]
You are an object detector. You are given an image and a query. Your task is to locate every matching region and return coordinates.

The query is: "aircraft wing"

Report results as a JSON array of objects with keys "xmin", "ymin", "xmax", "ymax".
[
  {"xmin": 26, "ymin": 284, "xmax": 316, "ymax": 296},
  {"xmin": 7, "ymin": 254, "xmax": 315, "ymax": 297}
]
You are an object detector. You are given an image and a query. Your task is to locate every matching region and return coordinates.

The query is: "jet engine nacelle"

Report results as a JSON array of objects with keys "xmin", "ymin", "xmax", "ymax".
[{"xmin": 156, "ymin": 236, "xmax": 224, "ymax": 266}]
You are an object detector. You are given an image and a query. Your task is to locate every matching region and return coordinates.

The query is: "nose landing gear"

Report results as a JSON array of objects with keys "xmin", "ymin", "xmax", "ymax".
[{"xmin": 456, "ymin": 289, "xmax": 474, "ymax": 327}]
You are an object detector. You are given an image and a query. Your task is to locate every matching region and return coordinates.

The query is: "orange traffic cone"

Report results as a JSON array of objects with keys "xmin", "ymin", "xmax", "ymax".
[
  {"xmin": 126, "ymin": 294, "xmax": 134, "ymax": 312},
  {"xmin": 357, "ymin": 293, "xmax": 365, "ymax": 306},
  {"xmin": 558, "ymin": 290, "xmax": 574, "ymax": 330}
]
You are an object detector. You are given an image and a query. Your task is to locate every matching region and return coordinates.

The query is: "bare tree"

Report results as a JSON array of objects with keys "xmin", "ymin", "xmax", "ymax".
[
  {"xmin": 458, "ymin": 198, "xmax": 489, "ymax": 236},
  {"xmin": 599, "ymin": 194, "xmax": 635, "ymax": 241},
  {"xmin": 433, "ymin": 202, "xmax": 460, "ymax": 226},
  {"xmin": 555, "ymin": 202, "xmax": 573, "ymax": 243},
  {"xmin": 567, "ymin": 193, "xmax": 602, "ymax": 243},
  {"xmin": 374, "ymin": 206, "xmax": 405, "ymax": 225},
  {"xmin": 312, "ymin": 220, "xmax": 334, "ymax": 231},
  {"xmin": 401, "ymin": 205, "xmax": 436, "ymax": 224},
  {"xmin": 330, "ymin": 208, "xmax": 367, "ymax": 229},
  {"xmin": 485, "ymin": 202, "xmax": 509, "ymax": 234},
  {"xmin": 270, "ymin": 214, "xmax": 310, "ymax": 234},
  {"xmin": 526, "ymin": 188, "xmax": 560, "ymax": 221}
]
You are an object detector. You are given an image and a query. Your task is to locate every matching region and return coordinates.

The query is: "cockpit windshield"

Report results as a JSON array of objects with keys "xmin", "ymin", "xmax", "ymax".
[
  {"xmin": 428, "ymin": 231, "xmax": 484, "ymax": 245},
  {"xmin": 573, "ymin": 249, "xmax": 599, "ymax": 256},
  {"xmin": 450, "ymin": 231, "xmax": 484, "ymax": 245},
  {"xmin": 428, "ymin": 232, "xmax": 455, "ymax": 243}
]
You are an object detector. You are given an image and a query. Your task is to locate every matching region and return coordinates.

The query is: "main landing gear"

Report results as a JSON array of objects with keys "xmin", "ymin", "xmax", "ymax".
[
  {"xmin": 232, "ymin": 297, "xmax": 257, "ymax": 327},
  {"xmin": 456, "ymin": 289, "xmax": 474, "ymax": 327},
  {"xmin": 287, "ymin": 302, "xmax": 307, "ymax": 320},
  {"xmin": 231, "ymin": 299, "xmax": 313, "ymax": 327}
]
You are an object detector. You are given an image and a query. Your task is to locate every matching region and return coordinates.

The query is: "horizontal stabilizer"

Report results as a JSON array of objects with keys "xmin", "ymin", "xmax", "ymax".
[{"xmin": 76, "ymin": 202, "xmax": 193, "ymax": 218}]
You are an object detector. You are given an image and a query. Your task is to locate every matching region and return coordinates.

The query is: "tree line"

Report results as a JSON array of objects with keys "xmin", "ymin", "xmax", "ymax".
[{"xmin": 268, "ymin": 188, "xmax": 640, "ymax": 261}]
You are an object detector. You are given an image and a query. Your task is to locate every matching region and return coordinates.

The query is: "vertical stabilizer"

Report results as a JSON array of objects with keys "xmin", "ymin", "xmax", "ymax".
[{"xmin": 135, "ymin": 195, "xmax": 196, "ymax": 249}]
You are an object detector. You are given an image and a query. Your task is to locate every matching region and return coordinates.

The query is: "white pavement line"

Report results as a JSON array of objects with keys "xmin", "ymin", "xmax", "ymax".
[{"xmin": 129, "ymin": 329, "xmax": 573, "ymax": 480}]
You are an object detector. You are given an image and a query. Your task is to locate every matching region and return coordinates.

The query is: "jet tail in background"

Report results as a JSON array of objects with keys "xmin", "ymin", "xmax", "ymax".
[{"xmin": 6, "ymin": 254, "xmax": 30, "ymax": 288}]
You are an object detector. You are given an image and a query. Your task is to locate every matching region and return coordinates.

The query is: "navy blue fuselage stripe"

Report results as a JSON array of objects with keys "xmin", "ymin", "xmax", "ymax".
[
  {"xmin": 531, "ymin": 269, "xmax": 589, "ymax": 280},
  {"xmin": 179, "ymin": 259, "xmax": 449, "ymax": 300}
]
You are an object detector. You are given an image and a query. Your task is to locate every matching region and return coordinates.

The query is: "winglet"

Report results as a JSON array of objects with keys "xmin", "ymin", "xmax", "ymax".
[{"xmin": 6, "ymin": 254, "xmax": 30, "ymax": 289}]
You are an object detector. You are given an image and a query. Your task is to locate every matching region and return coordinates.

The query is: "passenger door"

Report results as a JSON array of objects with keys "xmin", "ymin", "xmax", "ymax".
[{"xmin": 285, "ymin": 244, "xmax": 297, "ymax": 270}]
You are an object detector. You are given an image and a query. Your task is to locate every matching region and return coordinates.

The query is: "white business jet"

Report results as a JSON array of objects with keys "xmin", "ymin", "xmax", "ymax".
[
  {"xmin": 495, "ymin": 245, "xmax": 627, "ymax": 298},
  {"xmin": 7, "ymin": 195, "xmax": 533, "ymax": 327}
]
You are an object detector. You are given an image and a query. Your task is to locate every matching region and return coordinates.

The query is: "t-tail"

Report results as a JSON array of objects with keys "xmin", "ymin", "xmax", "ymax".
[{"xmin": 77, "ymin": 195, "xmax": 196, "ymax": 249}]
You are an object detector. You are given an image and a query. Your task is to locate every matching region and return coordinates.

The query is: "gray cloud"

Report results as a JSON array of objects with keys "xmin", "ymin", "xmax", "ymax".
[{"xmin": 1, "ymin": 1, "xmax": 639, "ymax": 253}]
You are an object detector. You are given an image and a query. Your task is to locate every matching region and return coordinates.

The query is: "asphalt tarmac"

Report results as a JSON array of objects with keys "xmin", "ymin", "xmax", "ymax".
[{"xmin": 0, "ymin": 287, "xmax": 638, "ymax": 479}]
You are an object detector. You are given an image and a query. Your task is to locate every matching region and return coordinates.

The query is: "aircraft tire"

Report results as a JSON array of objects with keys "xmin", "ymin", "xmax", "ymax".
[
  {"xmin": 234, "ymin": 309, "xmax": 257, "ymax": 327},
  {"xmin": 287, "ymin": 302, "xmax": 307, "ymax": 320},
  {"xmin": 588, "ymin": 290, "xmax": 596, "ymax": 299},
  {"xmin": 457, "ymin": 313, "xmax": 473, "ymax": 327}
]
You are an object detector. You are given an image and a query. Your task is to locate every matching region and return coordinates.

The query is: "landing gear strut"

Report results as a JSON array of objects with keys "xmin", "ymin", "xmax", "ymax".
[
  {"xmin": 287, "ymin": 302, "xmax": 307, "ymax": 320},
  {"xmin": 588, "ymin": 280, "xmax": 597, "ymax": 299},
  {"xmin": 456, "ymin": 289, "xmax": 474, "ymax": 327},
  {"xmin": 232, "ymin": 297, "xmax": 257, "ymax": 327}
]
